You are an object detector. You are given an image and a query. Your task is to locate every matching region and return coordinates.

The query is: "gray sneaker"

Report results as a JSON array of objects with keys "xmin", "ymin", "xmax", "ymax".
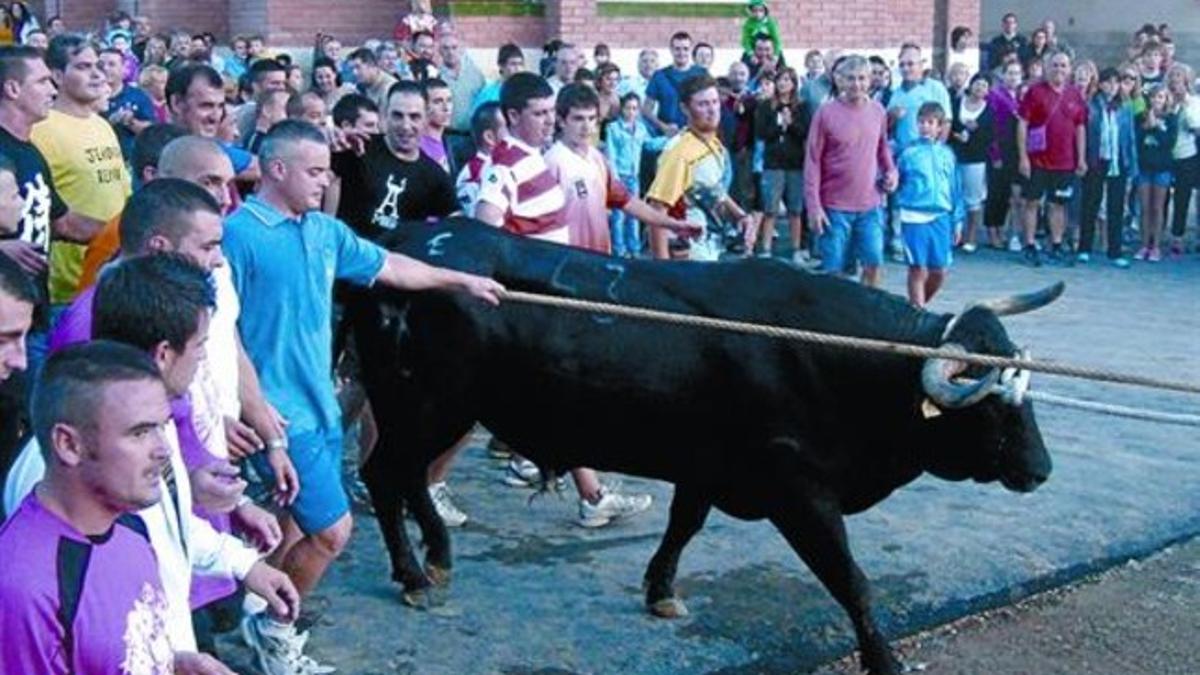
[
  {"xmin": 241, "ymin": 612, "xmax": 336, "ymax": 675},
  {"xmin": 577, "ymin": 486, "xmax": 653, "ymax": 528},
  {"xmin": 429, "ymin": 481, "xmax": 468, "ymax": 527}
]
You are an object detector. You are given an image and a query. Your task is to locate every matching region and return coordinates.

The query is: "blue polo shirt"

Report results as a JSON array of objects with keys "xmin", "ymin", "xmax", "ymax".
[
  {"xmin": 223, "ymin": 196, "xmax": 387, "ymax": 435},
  {"xmin": 887, "ymin": 78, "xmax": 952, "ymax": 152},
  {"xmin": 645, "ymin": 65, "xmax": 707, "ymax": 127}
]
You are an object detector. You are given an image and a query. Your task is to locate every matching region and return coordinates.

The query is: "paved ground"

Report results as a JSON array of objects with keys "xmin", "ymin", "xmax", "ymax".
[{"xmin": 220, "ymin": 247, "xmax": 1200, "ymax": 674}]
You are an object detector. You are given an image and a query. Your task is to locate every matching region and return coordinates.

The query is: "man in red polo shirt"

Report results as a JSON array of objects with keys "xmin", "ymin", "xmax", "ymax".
[{"xmin": 1017, "ymin": 49, "xmax": 1087, "ymax": 266}]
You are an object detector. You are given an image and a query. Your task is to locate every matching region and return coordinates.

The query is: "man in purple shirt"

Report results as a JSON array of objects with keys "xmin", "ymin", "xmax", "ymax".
[
  {"xmin": 804, "ymin": 55, "xmax": 897, "ymax": 287},
  {"xmin": 0, "ymin": 340, "xmax": 226, "ymax": 673}
]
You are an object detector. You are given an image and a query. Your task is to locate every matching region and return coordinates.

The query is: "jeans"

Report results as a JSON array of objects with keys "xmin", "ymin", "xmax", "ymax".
[
  {"xmin": 1079, "ymin": 165, "xmax": 1127, "ymax": 259},
  {"xmin": 609, "ymin": 174, "xmax": 641, "ymax": 256}
]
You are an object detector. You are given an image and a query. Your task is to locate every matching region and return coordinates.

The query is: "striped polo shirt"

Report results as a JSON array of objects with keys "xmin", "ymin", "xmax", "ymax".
[{"xmin": 477, "ymin": 136, "xmax": 567, "ymax": 243}]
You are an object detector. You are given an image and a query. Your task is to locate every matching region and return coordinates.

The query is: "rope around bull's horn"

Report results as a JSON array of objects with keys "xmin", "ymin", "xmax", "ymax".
[{"xmin": 496, "ymin": 290, "xmax": 1200, "ymax": 397}]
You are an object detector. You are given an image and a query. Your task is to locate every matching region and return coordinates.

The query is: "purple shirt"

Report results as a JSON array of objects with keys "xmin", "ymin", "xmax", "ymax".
[
  {"xmin": 420, "ymin": 134, "xmax": 451, "ymax": 173},
  {"xmin": 987, "ymin": 85, "xmax": 1021, "ymax": 165},
  {"xmin": 0, "ymin": 493, "xmax": 174, "ymax": 673},
  {"xmin": 47, "ymin": 284, "xmax": 95, "ymax": 355},
  {"xmin": 803, "ymin": 98, "xmax": 896, "ymax": 213}
]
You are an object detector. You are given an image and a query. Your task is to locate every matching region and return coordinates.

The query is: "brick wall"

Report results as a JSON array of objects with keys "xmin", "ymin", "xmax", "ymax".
[{"xmin": 117, "ymin": 0, "xmax": 228, "ymax": 37}]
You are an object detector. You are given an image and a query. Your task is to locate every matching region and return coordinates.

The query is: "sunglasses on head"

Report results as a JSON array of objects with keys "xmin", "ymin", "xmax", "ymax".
[{"xmin": 1121, "ymin": 74, "xmax": 1138, "ymax": 81}]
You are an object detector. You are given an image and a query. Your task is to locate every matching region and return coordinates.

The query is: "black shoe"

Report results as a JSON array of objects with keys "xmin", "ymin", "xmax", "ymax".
[
  {"xmin": 1048, "ymin": 244, "xmax": 1075, "ymax": 267},
  {"xmin": 1023, "ymin": 245, "xmax": 1042, "ymax": 267}
]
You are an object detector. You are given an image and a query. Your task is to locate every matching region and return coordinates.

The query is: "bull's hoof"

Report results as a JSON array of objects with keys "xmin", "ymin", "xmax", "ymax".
[
  {"xmin": 647, "ymin": 596, "xmax": 689, "ymax": 619},
  {"xmin": 425, "ymin": 563, "xmax": 452, "ymax": 588},
  {"xmin": 402, "ymin": 586, "xmax": 448, "ymax": 610}
]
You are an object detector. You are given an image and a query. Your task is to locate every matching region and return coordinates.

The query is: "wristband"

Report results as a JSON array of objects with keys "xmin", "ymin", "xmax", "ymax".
[{"xmin": 266, "ymin": 438, "xmax": 287, "ymax": 450}]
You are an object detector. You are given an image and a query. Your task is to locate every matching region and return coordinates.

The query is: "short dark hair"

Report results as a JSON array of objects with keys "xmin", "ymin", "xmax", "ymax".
[
  {"xmin": 693, "ymin": 41, "xmax": 714, "ymax": 58},
  {"xmin": 618, "ymin": 91, "xmax": 641, "ymax": 108},
  {"xmin": 32, "ymin": 341, "xmax": 164, "ymax": 456},
  {"xmin": 311, "ymin": 56, "xmax": 341, "ymax": 89},
  {"xmin": 118, "ymin": 178, "xmax": 221, "ymax": 255},
  {"xmin": 470, "ymin": 102, "xmax": 503, "ymax": 145},
  {"xmin": 500, "ymin": 72, "xmax": 554, "ymax": 121},
  {"xmin": 131, "ymin": 123, "xmax": 188, "ymax": 178},
  {"xmin": 868, "ymin": 55, "xmax": 887, "ymax": 68},
  {"xmin": 1098, "ymin": 66, "xmax": 1120, "ymax": 83},
  {"xmin": 1002, "ymin": 12, "xmax": 1018, "ymax": 22},
  {"xmin": 670, "ymin": 31, "xmax": 691, "ymax": 45},
  {"xmin": 421, "ymin": 77, "xmax": 450, "ymax": 96},
  {"xmin": 286, "ymin": 91, "xmax": 323, "ymax": 119},
  {"xmin": 594, "ymin": 43, "xmax": 610, "ymax": 57},
  {"xmin": 497, "ymin": 43, "xmax": 523, "ymax": 67},
  {"xmin": 0, "ymin": 46, "xmax": 42, "ymax": 89},
  {"xmin": 332, "ymin": 93, "xmax": 378, "ymax": 128},
  {"xmin": 754, "ymin": 32, "xmax": 773, "ymax": 47},
  {"xmin": 249, "ymin": 57, "xmax": 285, "ymax": 84},
  {"xmin": 573, "ymin": 67, "xmax": 595, "ymax": 84},
  {"xmin": 45, "ymin": 34, "xmax": 94, "ymax": 71},
  {"xmin": 0, "ymin": 250, "xmax": 37, "ymax": 308},
  {"xmin": 348, "ymin": 47, "xmax": 378, "ymax": 65},
  {"xmin": 679, "ymin": 73, "xmax": 717, "ymax": 106},
  {"xmin": 93, "ymin": 253, "xmax": 215, "ymax": 353},
  {"xmin": 166, "ymin": 63, "xmax": 222, "ymax": 107},
  {"xmin": 556, "ymin": 82, "xmax": 600, "ymax": 118},
  {"xmin": 411, "ymin": 30, "xmax": 434, "ymax": 46},
  {"xmin": 917, "ymin": 101, "xmax": 946, "ymax": 122},
  {"xmin": 388, "ymin": 79, "xmax": 426, "ymax": 107},
  {"xmin": 258, "ymin": 119, "xmax": 327, "ymax": 166}
]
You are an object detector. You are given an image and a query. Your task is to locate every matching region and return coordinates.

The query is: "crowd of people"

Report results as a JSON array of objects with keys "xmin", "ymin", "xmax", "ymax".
[{"xmin": 0, "ymin": 0, "xmax": 1196, "ymax": 672}]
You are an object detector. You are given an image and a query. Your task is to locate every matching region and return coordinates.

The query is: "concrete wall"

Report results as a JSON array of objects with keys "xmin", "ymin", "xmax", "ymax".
[{"xmin": 980, "ymin": 0, "xmax": 1200, "ymax": 66}]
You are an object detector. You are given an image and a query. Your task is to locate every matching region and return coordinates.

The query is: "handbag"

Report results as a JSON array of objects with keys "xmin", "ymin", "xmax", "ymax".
[{"xmin": 1027, "ymin": 89, "xmax": 1065, "ymax": 153}]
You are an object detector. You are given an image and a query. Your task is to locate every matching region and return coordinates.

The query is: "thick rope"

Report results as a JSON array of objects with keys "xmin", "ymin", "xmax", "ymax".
[
  {"xmin": 1022, "ymin": 391, "xmax": 1200, "ymax": 427},
  {"xmin": 498, "ymin": 290, "xmax": 1200, "ymax": 396}
]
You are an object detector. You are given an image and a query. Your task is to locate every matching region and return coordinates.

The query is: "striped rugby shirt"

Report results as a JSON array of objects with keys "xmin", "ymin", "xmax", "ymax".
[{"xmin": 477, "ymin": 136, "xmax": 567, "ymax": 243}]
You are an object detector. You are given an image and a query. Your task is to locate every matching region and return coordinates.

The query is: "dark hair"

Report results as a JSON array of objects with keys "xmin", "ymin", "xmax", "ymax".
[
  {"xmin": 1002, "ymin": 12, "xmax": 1018, "ymax": 22},
  {"xmin": 0, "ymin": 45, "xmax": 41, "ymax": 90},
  {"xmin": 166, "ymin": 63, "xmax": 222, "ymax": 107},
  {"xmin": 131, "ymin": 123, "xmax": 187, "ymax": 178},
  {"xmin": 693, "ymin": 41, "xmax": 714, "ymax": 58},
  {"xmin": 258, "ymin": 119, "xmax": 327, "ymax": 166},
  {"xmin": 118, "ymin": 178, "xmax": 221, "ymax": 255},
  {"xmin": 45, "ymin": 33, "xmax": 93, "ymax": 71},
  {"xmin": 421, "ymin": 77, "xmax": 450, "ymax": 96},
  {"xmin": 332, "ymin": 93, "xmax": 378, "ymax": 128},
  {"xmin": 470, "ymin": 101, "xmax": 503, "ymax": 145},
  {"xmin": 618, "ymin": 91, "xmax": 641, "ymax": 108},
  {"xmin": 868, "ymin": 55, "xmax": 887, "ymax": 68},
  {"xmin": 273, "ymin": 53, "xmax": 292, "ymax": 68},
  {"xmin": 596, "ymin": 62, "xmax": 620, "ymax": 81},
  {"xmin": 500, "ymin": 72, "xmax": 554, "ymax": 121},
  {"xmin": 94, "ymin": 253, "xmax": 215, "ymax": 353},
  {"xmin": 950, "ymin": 26, "xmax": 972, "ymax": 49},
  {"xmin": 497, "ymin": 43, "xmax": 523, "ymax": 67},
  {"xmin": 311, "ymin": 56, "xmax": 341, "ymax": 89},
  {"xmin": 556, "ymin": 82, "xmax": 600, "ymax": 118},
  {"xmin": 1098, "ymin": 66, "xmax": 1120, "ymax": 83},
  {"xmin": 411, "ymin": 30, "xmax": 434, "ymax": 46},
  {"xmin": 0, "ymin": 249, "xmax": 37, "ymax": 307},
  {"xmin": 347, "ymin": 47, "xmax": 377, "ymax": 65},
  {"xmin": 753, "ymin": 32, "xmax": 773, "ymax": 47},
  {"xmin": 670, "ymin": 31, "xmax": 691, "ymax": 45},
  {"xmin": 679, "ymin": 73, "xmax": 717, "ymax": 106},
  {"xmin": 594, "ymin": 43, "xmax": 610, "ymax": 57},
  {"xmin": 968, "ymin": 72, "xmax": 991, "ymax": 89},
  {"xmin": 917, "ymin": 101, "xmax": 946, "ymax": 121},
  {"xmin": 573, "ymin": 67, "xmax": 595, "ymax": 84},
  {"xmin": 388, "ymin": 79, "xmax": 426, "ymax": 107},
  {"xmin": 32, "ymin": 341, "xmax": 164, "ymax": 456},
  {"xmin": 248, "ymin": 57, "xmax": 285, "ymax": 84}
]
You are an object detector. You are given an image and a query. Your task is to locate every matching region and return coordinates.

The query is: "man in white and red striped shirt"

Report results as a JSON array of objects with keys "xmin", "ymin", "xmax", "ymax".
[
  {"xmin": 455, "ymin": 101, "xmax": 505, "ymax": 215},
  {"xmin": 475, "ymin": 72, "xmax": 566, "ymax": 242}
]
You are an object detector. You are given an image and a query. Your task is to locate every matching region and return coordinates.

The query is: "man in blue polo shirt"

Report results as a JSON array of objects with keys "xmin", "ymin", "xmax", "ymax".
[
  {"xmin": 886, "ymin": 43, "xmax": 951, "ymax": 153},
  {"xmin": 224, "ymin": 119, "xmax": 502, "ymax": 671},
  {"xmin": 644, "ymin": 31, "xmax": 707, "ymax": 136}
]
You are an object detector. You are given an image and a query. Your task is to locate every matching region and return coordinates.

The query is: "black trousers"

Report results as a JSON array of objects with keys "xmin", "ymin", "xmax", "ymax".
[
  {"xmin": 1170, "ymin": 154, "xmax": 1199, "ymax": 238},
  {"xmin": 985, "ymin": 163, "xmax": 1017, "ymax": 229},
  {"xmin": 1079, "ymin": 164, "xmax": 1126, "ymax": 259}
]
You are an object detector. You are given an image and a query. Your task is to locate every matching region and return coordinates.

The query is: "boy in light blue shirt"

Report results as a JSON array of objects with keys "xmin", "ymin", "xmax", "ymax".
[
  {"xmin": 895, "ymin": 102, "xmax": 963, "ymax": 307},
  {"xmin": 604, "ymin": 92, "xmax": 668, "ymax": 257}
]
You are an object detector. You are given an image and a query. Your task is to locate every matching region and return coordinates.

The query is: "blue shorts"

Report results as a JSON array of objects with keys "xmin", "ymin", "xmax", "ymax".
[
  {"xmin": 1137, "ymin": 170, "xmax": 1172, "ymax": 187},
  {"xmin": 249, "ymin": 430, "xmax": 348, "ymax": 535},
  {"xmin": 819, "ymin": 207, "xmax": 885, "ymax": 274},
  {"xmin": 902, "ymin": 215, "xmax": 954, "ymax": 269}
]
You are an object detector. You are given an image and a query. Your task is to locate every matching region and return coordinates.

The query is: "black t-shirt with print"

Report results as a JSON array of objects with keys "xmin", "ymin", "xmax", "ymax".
[
  {"xmin": 332, "ymin": 134, "xmax": 458, "ymax": 242},
  {"xmin": 0, "ymin": 126, "xmax": 68, "ymax": 294}
]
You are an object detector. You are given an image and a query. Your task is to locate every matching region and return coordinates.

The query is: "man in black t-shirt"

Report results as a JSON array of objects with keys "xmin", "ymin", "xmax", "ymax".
[{"xmin": 330, "ymin": 80, "xmax": 458, "ymax": 240}]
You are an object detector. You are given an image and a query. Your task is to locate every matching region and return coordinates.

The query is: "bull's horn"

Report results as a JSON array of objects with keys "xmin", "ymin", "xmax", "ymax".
[
  {"xmin": 969, "ymin": 281, "xmax": 1065, "ymax": 317},
  {"xmin": 922, "ymin": 344, "xmax": 1002, "ymax": 409}
]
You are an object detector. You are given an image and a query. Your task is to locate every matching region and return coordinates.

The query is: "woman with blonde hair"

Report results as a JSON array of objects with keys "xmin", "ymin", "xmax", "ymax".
[{"xmin": 1166, "ymin": 62, "xmax": 1200, "ymax": 255}]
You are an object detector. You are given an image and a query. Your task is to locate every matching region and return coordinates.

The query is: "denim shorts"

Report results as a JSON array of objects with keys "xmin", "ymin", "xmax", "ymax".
[
  {"xmin": 249, "ymin": 430, "xmax": 348, "ymax": 535},
  {"xmin": 902, "ymin": 214, "xmax": 954, "ymax": 269},
  {"xmin": 761, "ymin": 169, "xmax": 805, "ymax": 215},
  {"xmin": 1137, "ymin": 170, "xmax": 1173, "ymax": 187},
  {"xmin": 819, "ymin": 207, "xmax": 885, "ymax": 273}
]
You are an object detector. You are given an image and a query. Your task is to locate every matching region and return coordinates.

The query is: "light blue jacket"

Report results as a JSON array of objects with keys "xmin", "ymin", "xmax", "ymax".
[
  {"xmin": 604, "ymin": 117, "xmax": 667, "ymax": 178},
  {"xmin": 895, "ymin": 138, "xmax": 964, "ymax": 224}
]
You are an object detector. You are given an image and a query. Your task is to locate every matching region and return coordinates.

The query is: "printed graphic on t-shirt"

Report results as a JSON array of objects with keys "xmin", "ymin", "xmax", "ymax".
[
  {"xmin": 119, "ymin": 582, "xmax": 174, "ymax": 674},
  {"xmin": 371, "ymin": 175, "xmax": 408, "ymax": 231},
  {"xmin": 18, "ymin": 172, "xmax": 52, "ymax": 249}
]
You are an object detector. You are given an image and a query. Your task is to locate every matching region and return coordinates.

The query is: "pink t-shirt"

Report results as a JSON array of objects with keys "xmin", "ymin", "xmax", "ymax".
[
  {"xmin": 545, "ymin": 142, "xmax": 630, "ymax": 254},
  {"xmin": 804, "ymin": 98, "xmax": 896, "ymax": 213}
]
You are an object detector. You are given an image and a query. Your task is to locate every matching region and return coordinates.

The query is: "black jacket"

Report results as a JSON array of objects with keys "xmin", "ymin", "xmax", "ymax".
[{"xmin": 755, "ymin": 97, "xmax": 810, "ymax": 170}]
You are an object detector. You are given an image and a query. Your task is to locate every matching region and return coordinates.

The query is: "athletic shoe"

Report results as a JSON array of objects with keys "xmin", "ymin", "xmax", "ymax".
[
  {"xmin": 241, "ymin": 612, "xmax": 336, "ymax": 675},
  {"xmin": 428, "ymin": 482, "xmax": 468, "ymax": 527},
  {"xmin": 755, "ymin": 249, "xmax": 772, "ymax": 258},
  {"xmin": 1133, "ymin": 247, "xmax": 1150, "ymax": 261},
  {"xmin": 578, "ymin": 486, "xmax": 653, "ymax": 528},
  {"xmin": 1022, "ymin": 245, "xmax": 1041, "ymax": 267},
  {"xmin": 1008, "ymin": 235, "xmax": 1023, "ymax": 252},
  {"xmin": 1169, "ymin": 240, "xmax": 1184, "ymax": 257},
  {"xmin": 1148, "ymin": 247, "xmax": 1162, "ymax": 262},
  {"xmin": 486, "ymin": 437, "xmax": 513, "ymax": 460},
  {"xmin": 1075, "ymin": 251, "xmax": 1090, "ymax": 263},
  {"xmin": 503, "ymin": 458, "xmax": 566, "ymax": 490},
  {"xmin": 961, "ymin": 242, "xmax": 978, "ymax": 254},
  {"xmin": 1111, "ymin": 257, "xmax": 1131, "ymax": 269}
]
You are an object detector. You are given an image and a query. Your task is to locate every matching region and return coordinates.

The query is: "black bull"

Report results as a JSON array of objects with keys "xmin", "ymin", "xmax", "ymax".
[{"xmin": 348, "ymin": 218, "xmax": 1056, "ymax": 675}]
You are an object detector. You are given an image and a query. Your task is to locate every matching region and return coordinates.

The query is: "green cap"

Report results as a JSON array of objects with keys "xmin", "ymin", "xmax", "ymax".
[{"xmin": 748, "ymin": 0, "xmax": 767, "ymax": 7}]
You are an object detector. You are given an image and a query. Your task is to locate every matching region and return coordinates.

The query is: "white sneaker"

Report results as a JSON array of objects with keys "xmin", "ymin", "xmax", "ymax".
[
  {"xmin": 1007, "ymin": 235, "xmax": 1022, "ymax": 252},
  {"xmin": 577, "ymin": 486, "xmax": 653, "ymax": 528},
  {"xmin": 428, "ymin": 481, "xmax": 468, "ymax": 527},
  {"xmin": 242, "ymin": 612, "xmax": 336, "ymax": 675},
  {"xmin": 503, "ymin": 459, "xmax": 566, "ymax": 490}
]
